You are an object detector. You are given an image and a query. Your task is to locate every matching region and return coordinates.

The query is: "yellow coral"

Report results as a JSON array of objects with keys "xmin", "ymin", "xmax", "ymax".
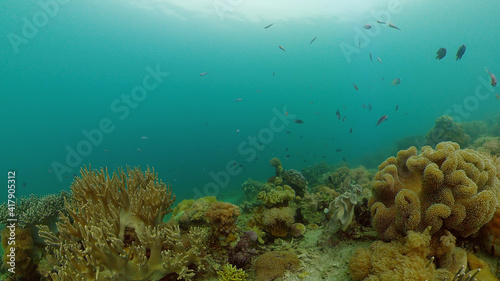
[
  {"xmin": 370, "ymin": 142, "xmax": 498, "ymax": 240},
  {"xmin": 258, "ymin": 185, "xmax": 295, "ymax": 207},
  {"xmin": 217, "ymin": 264, "xmax": 248, "ymax": 281},
  {"xmin": 38, "ymin": 166, "xmax": 208, "ymax": 281},
  {"xmin": 270, "ymin": 157, "xmax": 283, "ymax": 177}
]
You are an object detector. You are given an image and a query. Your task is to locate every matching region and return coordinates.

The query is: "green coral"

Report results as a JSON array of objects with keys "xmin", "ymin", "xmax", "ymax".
[
  {"xmin": 217, "ymin": 264, "xmax": 248, "ymax": 281},
  {"xmin": 426, "ymin": 115, "xmax": 471, "ymax": 147}
]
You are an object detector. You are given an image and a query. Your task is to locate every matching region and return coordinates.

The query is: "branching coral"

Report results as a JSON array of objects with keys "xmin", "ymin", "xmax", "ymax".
[
  {"xmin": 370, "ymin": 142, "xmax": 499, "ymax": 241},
  {"xmin": 217, "ymin": 264, "xmax": 248, "ymax": 281},
  {"xmin": 38, "ymin": 166, "xmax": 208, "ymax": 281}
]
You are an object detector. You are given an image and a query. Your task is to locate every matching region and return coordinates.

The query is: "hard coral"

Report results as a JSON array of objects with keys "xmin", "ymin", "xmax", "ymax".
[
  {"xmin": 217, "ymin": 264, "xmax": 248, "ymax": 281},
  {"xmin": 206, "ymin": 202, "xmax": 241, "ymax": 246},
  {"xmin": 38, "ymin": 166, "xmax": 208, "ymax": 281},
  {"xmin": 281, "ymin": 169, "xmax": 307, "ymax": 197},
  {"xmin": 370, "ymin": 142, "xmax": 499, "ymax": 241},
  {"xmin": 426, "ymin": 115, "xmax": 471, "ymax": 147}
]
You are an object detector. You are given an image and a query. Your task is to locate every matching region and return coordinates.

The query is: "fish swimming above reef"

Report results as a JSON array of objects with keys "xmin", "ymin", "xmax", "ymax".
[
  {"xmin": 395, "ymin": 105, "xmax": 399, "ymax": 111},
  {"xmin": 367, "ymin": 103, "xmax": 372, "ymax": 111},
  {"xmin": 369, "ymin": 53, "xmax": 373, "ymax": 62},
  {"xmin": 387, "ymin": 23, "xmax": 401, "ymax": 30},
  {"xmin": 486, "ymin": 67, "xmax": 497, "ymax": 87},
  {"xmin": 200, "ymin": 72, "xmax": 208, "ymax": 76},
  {"xmin": 456, "ymin": 45, "xmax": 466, "ymax": 60},
  {"xmin": 294, "ymin": 119, "xmax": 304, "ymax": 124},
  {"xmin": 436, "ymin": 48, "xmax": 447, "ymax": 60},
  {"xmin": 336, "ymin": 148, "xmax": 342, "ymax": 152},
  {"xmin": 264, "ymin": 23, "xmax": 274, "ymax": 29},
  {"xmin": 363, "ymin": 24, "xmax": 372, "ymax": 29},
  {"xmin": 392, "ymin": 78, "xmax": 401, "ymax": 85},
  {"xmin": 309, "ymin": 37, "xmax": 317, "ymax": 45},
  {"xmin": 350, "ymin": 128, "xmax": 352, "ymax": 133},
  {"xmin": 377, "ymin": 57, "xmax": 382, "ymax": 63},
  {"xmin": 279, "ymin": 45, "xmax": 286, "ymax": 52},
  {"xmin": 376, "ymin": 115, "xmax": 388, "ymax": 126}
]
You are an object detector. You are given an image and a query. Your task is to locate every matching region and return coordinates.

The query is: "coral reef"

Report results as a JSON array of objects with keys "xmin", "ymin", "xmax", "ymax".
[
  {"xmin": 269, "ymin": 157, "xmax": 283, "ymax": 177},
  {"xmin": 370, "ymin": 141, "xmax": 499, "ymax": 241},
  {"xmin": 254, "ymin": 251, "xmax": 299, "ymax": 281},
  {"xmin": 257, "ymin": 185, "xmax": 295, "ymax": 207},
  {"xmin": 217, "ymin": 264, "xmax": 248, "ymax": 281},
  {"xmin": 206, "ymin": 202, "xmax": 241, "ymax": 246},
  {"xmin": 349, "ymin": 228, "xmax": 436, "ymax": 281},
  {"xmin": 228, "ymin": 231, "xmax": 259, "ymax": 269},
  {"xmin": 326, "ymin": 184, "xmax": 364, "ymax": 234},
  {"xmin": 290, "ymin": 223, "xmax": 306, "ymax": 238},
  {"xmin": 301, "ymin": 161, "xmax": 335, "ymax": 187},
  {"xmin": 259, "ymin": 207, "xmax": 295, "ymax": 237},
  {"xmin": 326, "ymin": 166, "xmax": 373, "ymax": 193},
  {"xmin": 473, "ymin": 136, "xmax": 500, "ymax": 156},
  {"xmin": 0, "ymin": 191, "xmax": 70, "ymax": 228},
  {"xmin": 281, "ymin": 169, "xmax": 308, "ymax": 197},
  {"xmin": 461, "ymin": 120, "xmax": 487, "ymax": 141},
  {"xmin": 172, "ymin": 196, "xmax": 217, "ymax": 225},
  {"xmin": 480, "ymin": 207, "xmax": 500, "ymax": 256},
  {"xmin": 426, "ymin": 115, "xmax": 471, "ymax": 148},
  {"xmin": 1, "ymin": 227, "xmax": 42, "ymax": 281},
  {"xmin": 38, "ymin": 166, "xmax": 208, "ymax": 280},
  {"xmin": 241, "ymin": 178, "xmax": 263, "ymax": 201}
]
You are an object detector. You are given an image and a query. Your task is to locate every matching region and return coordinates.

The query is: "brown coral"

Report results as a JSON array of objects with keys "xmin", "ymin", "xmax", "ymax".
[
  {"xmin": 205, "ymin": 202, "xmax": 241, "ymax": 245},
  {"xmin": 38, "ymin": 166, "xmax": 208, "ymax": 281},
  {"xmin": 370, "ymin": 141, "xmax": 498, "ymax": 241},
  {"xmin": 254, "ymin": 251, "xmax": 299, "ymax": 281}
]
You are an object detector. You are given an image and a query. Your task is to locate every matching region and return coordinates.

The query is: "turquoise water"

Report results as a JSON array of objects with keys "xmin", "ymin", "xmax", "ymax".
[{"xmin": 1, "ymin": 0, "xmax": 499, "ymax": 202}]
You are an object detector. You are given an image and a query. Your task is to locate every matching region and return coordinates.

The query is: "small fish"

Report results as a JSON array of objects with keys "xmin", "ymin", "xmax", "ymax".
[
  {"xmin": 358, "ymin": 39, "xmax": 361, "ymax": 47},
  {"xmin": 273, "ymin": 72, "xmax": 275, "ymax": 76},
  {"xmin": 363, "ymin": 24, "xmax": 372, "ymax": 30},
  {"xmin": 456, "ymin": 45, "xmax": 466, "ymax": 60},
  {"xmin": 286, "ymin": 131, "xmax": 291, "ymax": 134},
  {"xmin": 369, "ymin": 53, "xmax": 373, "ymax": 62},
  {"xmin": 376, "ymin": 115, "xmax": 388, "ymax": 126},
  {"xmin": 486, "ymin": 67, "xmax": 497, "ymax": 87},
  {"xmin": 141, "ymin": 136, "xmax": 149, "ymax": 140},
  {"xmin": 264, "ymin": 23, "xmax": 274, "ymax": 29},
  {"xmin": 368, "ymin": 103, "xmax": 372, "ymax": 111},
  {"xmin": 342, "ymin": 116, "xmax": 346, "ymax": 122},
  {"xmin": 236, "ymin": 129, "xmax": 240, "ymax": 133},
  {"xmin": 350, "ymin": 128, "xmax": 352, "ymax": 134},
  {"xmin": 294, "ymin": 119, "xmax": 304, "ymax": 124},
  {"xmin": 362, "ymin": 104, "xmax": 366, "ymax": 109},
  {"xmin": 392, "ymin": 78, "xmax": 401, "ymax": 85},
  {"xmin": 256, "ymin": 89, "xmax": 261, "ymax": 92},
  {"xmin": 233, "ymin": 98, "xmax": 243, "ymax": 102},
  {"xmin": 336, "ymin": 148, "xmax": 342, "ymax": 152},
  {"xmin": 377, "ymin": 20, "xmax": 386, "ymax": 24},
  {"xmin": 342, "ymin": 157, "xmax": 347, "ymax": 162},
  {"xmin": 285, "ymin": 111, "xmax": 288, "ymax": 116},
  {"xmin": 377, "ymin": 57, "xmax": 382, "ymax": 63},
  {"xmin": 103, "ymin": 149, "xmax": 109, "ymax": 152},
  {"xmin": 395, "ymin": 105, "xmax": 399, "ymax": 111},
  {"xmin": 436, "ymin": 48, "xmax": 447, "ymax": 60},
  {"xmin": 279, "ymin": 45, "xmax": 286, "ymax": 52},
  {"xmin": 387, "ymin": 23, "xmax": 401, "ymax": 30},
  {"xmin": 336, "ymin": 109, "xmax": 341, "ymax": 120},
  {"xmin": 200, "ymin": 72, "xmax": 208, "ymax": 76},
  {"xmin": 309, "ymin": 36, "xmax": 317, "ymax": 45},
  {"xmin": 137, "ymin": 148, "xmax": 143, "ymax": 153},
  {"xmin": 496, "ymin": 94, "xmax": 500, "ymax": 99},
  {"xmin": 353, "ymin": 84, "xmax": 359, "ymax": 91},
  {"xmin": 22, "ymin": 182, "xmax": 27, "ymax": 187},
  {"xmin": 285, "ymin": 148, "xmax": 288, "ymax": 151},
  {"xmin": 286, "ymin": 154, "xmax": 291, "ymax": 158}
]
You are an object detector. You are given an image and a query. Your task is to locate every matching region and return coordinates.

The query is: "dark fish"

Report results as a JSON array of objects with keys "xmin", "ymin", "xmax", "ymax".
[
  {"xmin": 353, "ymin": 84, "xmax": 359, "ymax": 91},
  {"xmin": 387, "ymin": 23, "xmax": 401, "ymax": 30},
  {"xmin": 336, "ymin": 109, "xmax": 341, "ymax": 120},
  {"xmin": 369, "ymin": 53, "xmax": 373, "ymax": 62},
  {"xmin": 309, "ymin": 37, "xmax": 317, "ymax": 45},
  {"xmin": 279, "ymin": 45, "xmax": 286, "ymax": 52},
  {"xmin": 342, "ymin": 157, "xmax": 347, "ymax": 162},
  {"xmin": 363, "ymin": 24, "xmax": 372, "ymax": 30},
  {"xmin": 436, "ymin": 48, "xmax": 447, "ymax": 60},
  {"xmin": 486, "ymin": 67, "xmax": 497, "ymax": 87},
  {"xmin": 294, "ymin": 119, "xmax": 304, "ymax": 124},
  {"xmin": 456, "ymin": 45, "xmax": 466, "ymax": 60},
  {"xmin": 285, "ymin": 148, "xmax": 288, "ymax": 151},
  {"xmin": 342, "ymin": 116, "xmax": 346, "ymax": 122},
  {"xmin": 286, "ymin": 131, "xmax": 291, "ymax": 134},
  {"xmin": 22, "ymin": 182, "xmax": 27, "ymax": 187},
  {"xmin": 273, "ymin": 72, "xmax": 275, "ymax": 76},
  {"xmin": 286, "ymin": 154, "xmax": 291, "ymax": 158},
  {"xmin": 264, "ymin": 23, "xmax": 274, "ymax": 29},
  {"xmin": 362, "ymin": 104, "xmax": 366, "ymax": 109},
  {"xmin": 328, "ymin": 176, "xmax": 333, "ymax": 182},
  {"xmin": 376, "ymin": 115, "xmax": 388, "ymax": 126},
  {"xmin": 368, "ymin": 103, "xmax": 372, "ymax": 111},
  {"xmin": 395, "ymin": 105, "xmax": 399, "ymax": 111},
  {"xmin": 350, "ymin": 128, "xmax": 353, "ymax": 133},
  {"xmin": 336, "ymin": 148, "xmax": 342, "ymax": 152}
]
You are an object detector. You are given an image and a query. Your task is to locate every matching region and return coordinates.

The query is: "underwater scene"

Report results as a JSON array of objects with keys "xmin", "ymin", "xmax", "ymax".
[{"xmin": 2, "ymin": 0, "xmax": 500, "ymax": 280}]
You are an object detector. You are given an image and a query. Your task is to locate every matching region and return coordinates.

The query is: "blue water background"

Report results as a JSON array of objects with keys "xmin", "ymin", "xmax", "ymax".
[{"xmin": 0, "ymin": 0, "xmax": 499, "ymax": 203}]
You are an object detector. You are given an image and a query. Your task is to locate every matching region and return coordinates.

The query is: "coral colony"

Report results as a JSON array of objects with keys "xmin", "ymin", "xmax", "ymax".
[{"xmin": 3, "ymin": 116, "xmax": 500, "ymax": 280}]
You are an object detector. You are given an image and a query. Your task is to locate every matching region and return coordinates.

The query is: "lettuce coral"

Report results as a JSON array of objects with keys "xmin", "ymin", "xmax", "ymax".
[
  {"xmin": 326, "ymin": 184, "xmax": 363, "ymax": 233},
  {"xmin": 38, "ymin": 166, "xmax": 208, "ymax": 281},
  {"xmin": 370, "ymin": 141, "xmax": 498, "ymax": 241}
]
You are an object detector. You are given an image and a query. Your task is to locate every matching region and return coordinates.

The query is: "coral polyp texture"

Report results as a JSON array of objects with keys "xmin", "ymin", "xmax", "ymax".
[
  {"xmin": 38, "ymin": 166, "xmax": 208, "ymax": 281},
  {"xmin": 369, "ymin": 141, "xmax": 499, "ymax": 241}
]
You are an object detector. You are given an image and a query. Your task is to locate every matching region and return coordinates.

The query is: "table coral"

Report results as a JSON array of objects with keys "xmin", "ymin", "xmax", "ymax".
[
  {"xmin": 370, "ymin": 141, "xmax": 499, "ymax": 241},
  {"xmin": 38, "ymin": 166, "xmax": 208, "ymax": 281}
]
